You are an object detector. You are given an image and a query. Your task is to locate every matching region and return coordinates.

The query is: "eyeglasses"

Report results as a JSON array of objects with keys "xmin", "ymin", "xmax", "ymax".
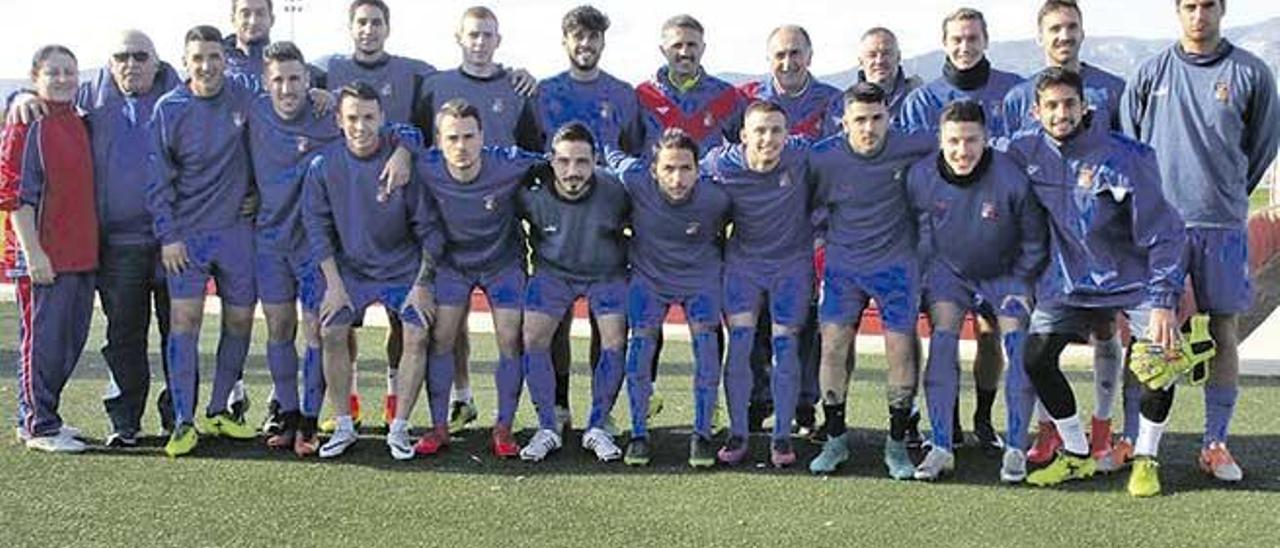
[{"xmin": 112, "ymin": 51, "xmax": 151, "ymax": 63}]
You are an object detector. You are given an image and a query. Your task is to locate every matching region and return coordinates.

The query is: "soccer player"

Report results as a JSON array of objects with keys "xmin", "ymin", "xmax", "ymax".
[
  {"xmin": 1002, "ymin": 0, "xmax": 1133, "ymax": 472},
  {"xmin": 534, "ymin": 5, "xmax": 642, "ymax": 432},
  {"xmin": 705, "ymin": 101, "xmax": 814, "ymax": 466},
  {"xmin": 416, "ymin": 99, "xmax": 548, "ymax": 459},
  {"xmin": 1, "ymin": 45, "xmax": 96, "ymax": 454},
  {"xmin": 905, "ymin": 100, "xmax": 1046, "ymax": 482},
  {"xmin": 855, "ymin": 27, "xmax": 924, "ymax": 125},
  {"xmin": 516, "ymin": 122, "xmax": 631, "ymax": 462},
  {"xmin": 806, "ymin": 83, "xmax": 933, "ymax": 479},
  {"xmin": 899, "ymin": 7, "xmax": 1025, "ymax": 451},
  {"xmin": 147, "ymin": 26, "xmax": 262, "ymax": 457},
  {"xmin": 304, "ymin": 81, "xmax": 443, "ymax": 460},
  {"xmin": 637, "ymin": 14, "xmax": 747, "ymax": 153},
  {"xmin": 1120, "ymin": 0, "xmax": 1279, "ymax": 483},
  {"xmin": 604, "ymin": 128, "xmax": 730, "ymax": 468},
  {"xmin": 736, "ymin": 25, "xmax": 842, "ymax": 437},
  {"xmin": 1004, "ymin": 67, "xmax": 1187, "ymax": 488},
  {"xmin": 224, "ymin": 0, "xmax": 274, "ymax": 89}
]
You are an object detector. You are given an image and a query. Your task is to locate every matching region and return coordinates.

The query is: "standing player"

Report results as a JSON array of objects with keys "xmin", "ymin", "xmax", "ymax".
[
  {"xmin": 516, "ymin": 122, "xmax": 631, "ymax": 462},
  {"xmin": 224, "ymin": 0, "xmax": 274, "ymax": 89},
  {"xmin": 605, "ymin": 128, "xmax": 730, "ymax": 468},
  {"xmin": 1120, "ymin": 0, "xmax": 1279, "ymax": 482},
  {"xmin": 706, "ymin": 101, "xmax": 814, "ymax": 466},
  {"xmin": 534, "ymin": 5, "xmax": 643, "ymax": 431},
  {"xmin": 1002, "ymin": 0, "xmax": 1134, "ymax": 472},
  {"xmin": 147, "ymin": 26, "xmax": 262, "ymax": 457},
  {"xmin": 638, "ymin": 15, "xmax": 747, "ymax": 153},
  {"xmin": 416, "ymin": 99, "xmax": 549, "ymax": 459},
  {"xmin": 1005, "ymin": 68, "xmax": 1187, "ymax": 487},
  {"xmin": 905, "ymin": 101, "xmax": 1046, "ymax": 482},
  {"xmin": 1, "ymin": 45, "xmax": 97, "ymax": 453},
  {"xmin": 855, "ymin": 28, "xmax": 923, "ymax": 125},
  {"xmin": 806, "ymin": 83, "xmax": 933, "ymax": 479},
  {"xmin": 899, "ymin": 7, "xmax": 1025, "ymax": 451},
  {"xmin": 304, "ymin": 81, "xmax": 443, "ymax": 460}
]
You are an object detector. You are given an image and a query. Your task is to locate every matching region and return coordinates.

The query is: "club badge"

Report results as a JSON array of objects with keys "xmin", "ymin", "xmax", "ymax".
[
  {"xmin": 483, "ymin": 194, "xmax": 497, "ymax": 211},
  {"xmin": 1077, "ymin": 164, "xmax": 1095, "ymax": 190},
  {"xmin": 381, "ymin": 82, "xmax": 394, "ymax": 98},
  {"xmin": 981, "ymin": 202, "xmax": 998, "ymax": 220},
  {"xmin": 492, "ymin": 98, "xmax": 505, "ymax": 114},
  {"xmin": 295, "ymin": 136, "xmax": 310, "ymax": 153},
  {"xmin": 685, "ymin": 221, "xmax": 701, "ymax": 235},
  {"xmin": 703, "ymin": 111, "xmax": 715, "ymax": 128},
  {"xmin": 1214, "ymin": 81, "xmax": 1230, "ymax": 104},
  {"xmin": 599, "ymin": 101, "xmax": 612, "ymax": 120}
]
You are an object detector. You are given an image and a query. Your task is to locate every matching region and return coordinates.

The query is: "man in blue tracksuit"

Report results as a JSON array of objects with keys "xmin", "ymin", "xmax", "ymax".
[
  {"xmin": 907, "ymin": 100, "xmax": 1047, "ymax": 482},
  {"xmin": 1120, "ymin": 0, "xmax": 1279, "ymax": 483},
  {"xmin": 855, "ymin": 27, "xmax": 924, "ymax": 126},
  {"xmin": 1004, "ymin": 68, "xmax": 1188, "ymax": 488}
]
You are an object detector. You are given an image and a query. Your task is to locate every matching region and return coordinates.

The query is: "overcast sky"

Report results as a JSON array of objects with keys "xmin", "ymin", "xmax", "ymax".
[{"xmin": 1, "ymin": 0, "xmax": 1275, "ymax": 82}]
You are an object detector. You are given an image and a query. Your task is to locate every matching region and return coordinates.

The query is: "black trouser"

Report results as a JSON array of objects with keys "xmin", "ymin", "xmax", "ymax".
[{"xmin": 98, "ymin": 243, "xmax": 170, "ymax": 436}]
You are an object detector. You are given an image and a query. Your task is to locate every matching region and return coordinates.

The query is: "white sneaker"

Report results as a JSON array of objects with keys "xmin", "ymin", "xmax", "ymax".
[
  {"xmin": 16, "ymin": 424, "xmax": 82, "ymax": 443},
  {"xmin": 582, "ymin": 427, "xmax": 622, "ymax": 462},
  {"xmin": 386, "ymin": 424, "xmax": 414, "ymax": 461},
  {"xmin": 519, "ymin": 428, "xmax": 562, "ymax": 462},
  {"xmin": 319, "ymin": 428, "xmax": 358, "ymax": 459},
  {"xmin": 26, "ymin": 433, "xmax": 87, "ymax": 453},
  {"xmin": 914, "ymin": 447, "xmax": 955, "ymax": 481},
  {"xmin": 1000, "ymin": 448, "xmax": 1028, "ymax": 483}
]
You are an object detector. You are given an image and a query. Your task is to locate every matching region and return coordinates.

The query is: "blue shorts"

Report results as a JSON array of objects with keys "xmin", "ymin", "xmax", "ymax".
[
  {"xmin": 627, "ymin": 275, "xmax": 721, "ymax": 330},
  {"xmin": 1185, "ymin": 227, "xmax": 1251, "ymax": 314},
  {"xmin": 723, "ymin": 266, "xmax": 813, "ymax": 327},
  {"xmin": 167, "ymin": 223, "xmax": 256, "ymax": 306},
  {"xmin": 524, "ymin": 273, "xmax": 626, "ymax": 318},
  {"xmin": 434, "ymin": 263, "xmax": 525, "ymax": 309},
  {"xmin": 923, "ymin": 262, "xmax": 1023, "ymax": 318},
  {"xmin": 322, "ymin": 276, "xmax": 425, "ymax": 328},
  {"xmin": 1029, "ymin": 303, "xmax": 1150, "ymax": 338},
  {"xmin": 255, "ymin": 247, "xmax": 321, "ymax": 312},
  {"xmin": 819, "ymin": 257, "xmax": 920, "ymax": 333}
]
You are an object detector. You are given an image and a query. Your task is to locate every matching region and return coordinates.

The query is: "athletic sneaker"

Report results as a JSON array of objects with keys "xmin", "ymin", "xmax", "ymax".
[
  {"xmin": 261, "ymin": 400, "xmax": 283, "ymax": 436},
  {"xmin": 491, "ymin": 424, "xmax": 519, "ymax": 458},
  {"xmin": 382, "ymin": 394, "xmax": 397, "ymax": 428},
  {"xmin": 973, "ymin": 418, "xmax": 1004, "ymax": 454},
  {"xmin": 884, "ymin": 437, "xmax": 914, "ymax": 480},
  {"xmin": 1000, "ymin": 448, "xmax": 1028, "ymax": 483},
  {"xmin": 689, "ymin": 434, "xmax": 716, "ymax": 468},
  {"xmin": 1027, "ymin": 421, "xmax": 1061, "ymax": 464},
  {"xmin": 449, "ymin": 400, "xmax": 479, "ymax": 433},
  {"xmin": 413, "ymin": 425, "xmax": 450, "ymax": 456},
  {"xmin": 104, "ymin": 431, "xmax": 139, "ymax": 448},
  {"xmin": 1128, "ymin": 457, "xmax": 1161, "ymax": 497},
  {"xmin": 1026, "ymin": 452, "xmax": 1097, "ymax": 486},
  {"xmin": 295, "ymin": 416, "xmax": 320, "ymax": 457},
  {"xmin": 582, "ymin": 427, "xmax": 622, "ymax": 462},
  {"xmin": 266, "ymin": 411, "xmax": 300, "ymax": 450},
  {"xmin": 164, "ymin": 424, "xmax": 199, "ymax": 458},
  {"xmin": 15, "ymin": 424, "xmax": 82, "ymax": 443},
  {"xmin": 1089, "ymin": 416, "xmax": 1113, "ymax": 461},
  {"xmin": 520, "ymin": 429, "xmax": 563, "ymax": 462},
  {"xmin": 809, "ymin": 433, "xmax": 851, "ymax": 474},
  {"xmin": 1199, "ymin": 442, "xmax": 1244, "ymax": 482},
  {"xmin": 195, "ymin": 412, "xmax": 257, "ymax": 440},
  {"xmin": 228, "ymin": 382, "xmax": 250, "ymax": 423},
  {"xmin": 624, "ymin": 437, "xmax": 651, "ymax": 466},
  {"xmin": 26, "ymin": 432, "xmax": 86, "ymax": 454},
  {"xmin": 648, "ymin": 393, "xmax": 665, "ymax": 419},
  {"xmin": 319, "ymin": 395, "xmax": 364, "ymax": 434},
  {"xmin": 555, "ymin": 405, "xmax": 573, "ymax": 434},
  {"xmin": 770, "ymin": 438, "xmax": 797, "ymax": 468},
  {"xmin": 914, "ymin": 447, "xmax": 955, "ymax": 481},
  {"xmin": 319, "ymin": 427, "xmax": 358, "ymax": 459},
  {"xmin": 386, "ymin": 423, "xmax": 415, "ymax": 461},
  {"xmin": 717, "ymin": 435, "xmax": 749, "ymax": 465},
  {"xmin": 1098, "ymin": 437, "xmax": 1134, "ymax": 473}
]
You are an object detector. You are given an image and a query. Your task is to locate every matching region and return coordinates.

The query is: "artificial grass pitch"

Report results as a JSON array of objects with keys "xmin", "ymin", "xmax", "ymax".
[{"xmin": 0, "ymin": 307, "xmax": 1277, "ymax": 546}]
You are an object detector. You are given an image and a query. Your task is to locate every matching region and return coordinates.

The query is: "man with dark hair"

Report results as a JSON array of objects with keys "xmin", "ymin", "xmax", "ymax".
[
  {"xmin": 604, "ymin": 128, "xmax": 731, "ymax": 468},
  {"xmin": 224, "ymin": 0, "xmax": 275, "ymax": 89},
  {"xmin": 637, "ymin": 14, "xmax": 747, "ymax": 153},
  {"xmin": 1002, "ymin": 0, "xmax": 1134, "ymax": 473},
  {"xmin": 906, "ymin": 100, "xmax": 1047, "ymax": 481},
  {"xmin": 856, "ymin": 27, "xmax": 923, "ymax": 124},
  {"xmin": 516, "ymin": 122, "xmax": 631, "ymax": 462},
  {"xmin": 1004, "ymin": 67, "xmax": 1187, "ymax": 489},
  {"xmin": 705, "ymin": 100, "xmax": 817, "ymax": 466},
  {"xmin": 1121, "ymin": 0, "xmax": 1279, "ymax": 485},
  {"xmin": 304, "ymin": 81, "xmax": 443, "ymax": 460},
  {"xmin": 807, "ymin": 82, "xmax": 934, "ymax": 479}
]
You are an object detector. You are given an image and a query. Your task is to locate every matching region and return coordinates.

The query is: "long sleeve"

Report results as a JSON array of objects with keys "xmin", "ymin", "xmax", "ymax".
[
  {"xmin": 18, "ymin": 121, "xmax": 45, "ymax": 209},
  {"xmin": 1010, "ymin": 188, "xmax": 1049, "ymax": 290},
  {"xmin": 1119, "ymin": 67, "xmax": 1152, "ymax": 142},
  {"xmin": 0, "ymin": 122, "xmax": 30, "ymax": 212},
  {"xmin": 407, "ymin": 179, "xmax": 444, "ymax": 282},
  {"xmin": 903, "ymin": 165, "xmax": 934, "ymax": 265},
  {"xmin": 145, "ymin": 107, "xmax": 180, "ymax": 244},
  {"xmin": 515, "ymin": 99, "xmax": 545, "ymax": 152},
  {"xmin": 1130, "ymin": 149, "xmax": 1187, "ymax": 309},
  {"xmin": 302, "ymin": 155, "xmax": 338, "ymax": 264},
  {"xmin": 1243, "ymin": 69, "xmax": 1279, "ymax": 194}
]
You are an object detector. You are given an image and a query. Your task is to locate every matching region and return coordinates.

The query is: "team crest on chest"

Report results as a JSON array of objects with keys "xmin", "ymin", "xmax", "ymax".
[
  {"xmin": 703, "ymin": 111, "xmax": 715, "ymax": 128},
  {"xmin": 779, "ymin": 172, "xmax": 793, "ymax": 188},
  {"xmin": 893, "ymin": 168, "xmax": 905, "ymax": 182},
  {"xmin": 981, "ymin": 202, "xmax": 998, "ymax": 220},
  {"xmin": 232, "ymin": 111, "xmax": 245, "ymax": 128},
  {"xmin": 483, "ymin": 194, "xmax": 498, "ymax": 211},
  {"xmin": 543, "ymin": 224, "xmax": 558, "ymax": 234},
  {"xmin": 1077, "ymin": 164, "xmax": 1096, "ymax": 190},
  {"xmin": 492, "ymin": 98, "xmax": 505, "ymax": 114},
  {"xmin": 295, "ymin": 136, "xmax": 310, "ymax": 153},
  {"xmin": 381, "ymin": 82, "xmax": 394, "ymax": 98},
  {"xmin": 1214, "ymin": 81, "xmax": 1230, "ymax": 104},
  {"xmin": 599, "ymin": 101, "xmax": 613, "ymax": 120},
  {"xmin": 685, "ymin": 221, "xmax": 701, "ymax": 235}
]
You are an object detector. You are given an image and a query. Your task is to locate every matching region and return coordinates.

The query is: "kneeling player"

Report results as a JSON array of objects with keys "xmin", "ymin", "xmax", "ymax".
[
  {"xmin": 906, "ymin": 101, "xmax": 1046, "ymax": 481},
  {"xmin": 606, "ymin": 129, "xmax": 730, "ymax": 468},
  {"xmin": 1004, "ymin": 68, "xmax": 1186, "ymax": 487},
  {"xmin": 517, "ymin": 123, "xmax": 631, "ymax": 462},
  {"xmin": 304, "ymin": 82, "xmax": 442, "ymax": 459}
]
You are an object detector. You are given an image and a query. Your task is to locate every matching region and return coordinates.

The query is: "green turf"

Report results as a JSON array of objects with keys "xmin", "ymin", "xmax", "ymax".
[
  {"xmin": 1, "ymin": 305, "xmax": 1277, "ymax": 546},
  {"xmin": 1250, "ymin": 185, "xmax": 1273, "ymax": 212}
]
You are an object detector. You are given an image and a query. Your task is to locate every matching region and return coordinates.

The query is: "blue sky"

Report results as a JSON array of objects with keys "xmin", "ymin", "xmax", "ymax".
[{"xmin": 1, "ymin": 0, "xmax": 1275, "ymax": 81}]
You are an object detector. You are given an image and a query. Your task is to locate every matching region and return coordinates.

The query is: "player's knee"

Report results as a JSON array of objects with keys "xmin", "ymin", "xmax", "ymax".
[
  {"xmin": 321, "ymin": 325, "xmax": 350, "ymax": 349},
  {"xmin": 264, "ymin": 312, "xmax": 297, "ymax": 343},
  {"xmin": 222, "ymin": 307, "xmax": 254, "ymax": 336},
  {"xmin": 1208, "ymin": 315, "xmax": 1239, "ymax": 347},
  {"xmin": 496, "ymin": 331, "xmax": 522, "ymax": 356},
  {"xmin": 402, "ymin": 325, "xmax": 430, "ymax": 352}
]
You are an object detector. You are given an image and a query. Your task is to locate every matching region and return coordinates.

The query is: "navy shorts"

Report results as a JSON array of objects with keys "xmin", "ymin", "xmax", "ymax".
[
  {"xmin": 167, "ymin": 223, "xmax": 256, "ymax": 307},
  {"xmin": 524, "ymin": 273, "xmax": 626, "ymax": 318},
  {"xmin": 819, "ymin": 255, "xmax": 920, "ymax": 333},
  {"xmin": 1185, "ymin": 227, "xmax": 1251, "ymax": 314},
  {"xmin": 434, "ymin": 263, "xmax": 525, "ymax": 310}
]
